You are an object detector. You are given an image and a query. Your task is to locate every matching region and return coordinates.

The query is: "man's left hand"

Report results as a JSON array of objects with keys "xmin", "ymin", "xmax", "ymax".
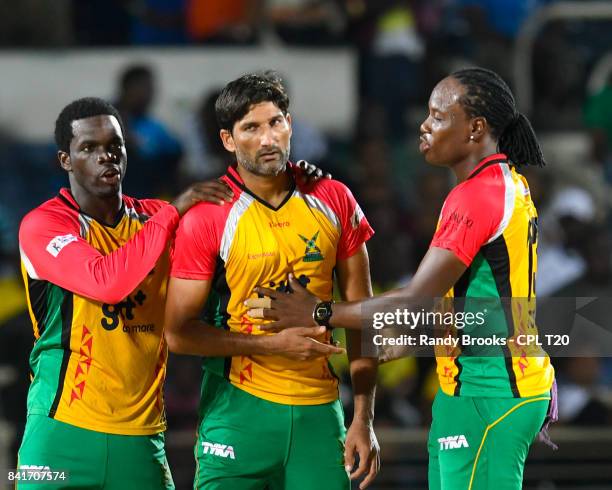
[{"xmin": 344, "ymin": 419, "xmax": 380, "ymax": 489}]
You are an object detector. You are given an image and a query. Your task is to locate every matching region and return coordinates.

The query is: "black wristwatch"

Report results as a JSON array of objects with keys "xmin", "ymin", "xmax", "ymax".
[{"xmin": 313, "ymin": 301, "xmax": 333, "ymax": 328}]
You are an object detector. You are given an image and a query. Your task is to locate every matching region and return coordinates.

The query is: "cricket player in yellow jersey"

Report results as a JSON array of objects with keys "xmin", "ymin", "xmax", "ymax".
[
  {"xmin": 165, "ymin": 72, "xmax": 380, "ymax": 490},
  {"xmin": 17, "ymin": 97, "xmax": 236, "ymax": 489},
  {"xmin": 249, "ymin": 68, "xmax": 557, "ymax": 490}
]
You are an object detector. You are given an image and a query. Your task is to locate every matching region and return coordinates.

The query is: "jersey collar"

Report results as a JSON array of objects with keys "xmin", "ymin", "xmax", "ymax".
[
  {"xmin": 58, "ymin": 187, "xmax": 80, "ymax": 209},
  {"xmin": 466, "ymin": 153, "xmax": 508, "ymax": 180},
  {"xmin": 225, "ymin": 163, "xmax": 296, "ymax": 211},
  {"xmin": 58, "ymin": 188, "xmax": 127, "ymax": 227}
]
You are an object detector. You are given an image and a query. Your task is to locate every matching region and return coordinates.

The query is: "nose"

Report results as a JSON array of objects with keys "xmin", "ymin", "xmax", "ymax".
[
  {"xmin": 419, "ymin": 116, "xmax": 430, "ymax": 135},
  {"xmin": 98, "ymin": 149, "xmax": 117, "ymax": 163},
  {"xmin": 260, "ymin": 127, "xmax": 276, "ymax": 147}
]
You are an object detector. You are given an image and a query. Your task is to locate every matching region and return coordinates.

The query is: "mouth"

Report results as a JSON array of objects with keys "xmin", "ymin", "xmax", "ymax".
[
  {"xmin": 258, "ymin": 150, "xmax": 281, "ymax": 162},
  {"xmin": 419, "ymin": 135, "xmax": 431, "ymax": 153},
  {"xmin": 100, "ymin": 167, "xmax": 121, "ymax": 184}
]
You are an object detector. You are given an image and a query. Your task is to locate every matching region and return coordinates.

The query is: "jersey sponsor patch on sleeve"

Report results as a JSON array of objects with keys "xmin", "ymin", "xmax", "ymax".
[
  {"xmin": 46, "ymin": 234, "xmax": 78, "ymax": 257},
  {"xmin": 351, "ymin": 203, "xmax": 365, "ymax": 229}
]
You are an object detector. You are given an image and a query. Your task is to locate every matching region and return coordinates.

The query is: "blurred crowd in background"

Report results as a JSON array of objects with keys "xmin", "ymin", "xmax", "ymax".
[{"xmin": 1, "ymin": 1, "xmax": 612, "ymax": 483}]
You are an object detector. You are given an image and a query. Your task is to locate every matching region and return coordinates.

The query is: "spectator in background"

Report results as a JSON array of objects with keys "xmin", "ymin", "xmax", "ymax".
[
  {"xmin": 266, "ymin": 0, "xmax": 346, "ymax": 46},
  {"xmin": 115, "ymin": 64, "xmax": 183, "ymax": 198},
  {"xmin": 129, "ymin": 0, "xmax": 187, "ymax": 45},
  {"xmin": 182, "ymin": 89, "xmax": 234, "ymax": 181},
  {"xmin": 555, "ymin": 225, "xmax": 612, "ymax": 298},
  {"xmin": 557, "ymin": 355, "xmax": 611, "ymax": 426},
  {"xmin": 186, "ymin": 0, "xmax": 261, "ymax": 44},
  {"xmin": 344, "ymin": 0, "xmax": 426, "ymax": 139},
  {"xmin": 537, "ymin": 187, "xmax": 596, "ymax": 296},
  {"xmin": 552, "ymin": 226, "xmax": 612, "ymax": 389}
]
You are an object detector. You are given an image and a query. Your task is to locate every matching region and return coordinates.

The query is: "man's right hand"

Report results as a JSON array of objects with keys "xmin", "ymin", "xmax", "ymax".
[
  {"xmin": 266, "ymin": 326, "xmax": 345, "ymax": 361},
  {"xmin": 171, "ymin": 179, "xmax": 234, "ymax": 216}
]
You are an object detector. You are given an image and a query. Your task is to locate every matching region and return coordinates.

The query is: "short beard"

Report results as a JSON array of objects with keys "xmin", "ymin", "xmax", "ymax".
[{"xmin": 235, "ymin": 144, "xmax": 291, "ymax": 177}]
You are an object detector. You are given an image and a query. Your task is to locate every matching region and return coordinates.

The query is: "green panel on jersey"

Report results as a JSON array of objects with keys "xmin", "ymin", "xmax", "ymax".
[
  {"xmin": 456, "ymin": 253, "xmax": 514, "ymax": 397},
  {"xmin": 201, "ymin": 287, "xmax": 230, "ymax": 378},
  {"xmin": 27, "ymin": 284, "xmax": 69, "ymax": 416}
]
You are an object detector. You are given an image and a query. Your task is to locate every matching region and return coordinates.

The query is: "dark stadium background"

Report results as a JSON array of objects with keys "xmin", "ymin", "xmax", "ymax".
[{"xmin": 0, "ymin": 1, "xmax": 611, "ymax": 488}]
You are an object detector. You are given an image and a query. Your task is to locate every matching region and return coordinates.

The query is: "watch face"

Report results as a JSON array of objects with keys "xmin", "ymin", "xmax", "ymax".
[
  {"xmin": 315, "ymin": 303, "xmax": 330, "ymax": 321},
  {"xmin": 315, "ymin": 305, "xmax": 326, "ymax": 320}
]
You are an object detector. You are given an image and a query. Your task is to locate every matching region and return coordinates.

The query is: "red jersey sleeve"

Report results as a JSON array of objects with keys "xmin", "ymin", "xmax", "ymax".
[
  {"xmin": 430, "ymin": 182, "xmax": 504, "ymax": 266},
  {"xmin": 170, "ymin": 202, "xmax": 224, "ymax": 280},
  {"xmin": 19, "ymin": 203, "xmax": 179, "ymax": 304},
  {"xmin": 311, "ymin": 180, "xmax": 374, "ymax": 260}
]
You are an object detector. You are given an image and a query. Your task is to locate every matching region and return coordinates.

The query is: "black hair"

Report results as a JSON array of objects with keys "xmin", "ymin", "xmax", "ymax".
[
  {"xmin": 451, "ymin": 67, "xmax": 546, "ymax": 168},
  {"xmin": 120, "ymin": 64, "xmax": 153, "ymax": 90},
  {"xmin": 215, "ymin": 71, "xmax": 289, "ymax": 132},
  {"xmin": 54, "ymin": 97, "xmax": 125, "ymax": 153}
]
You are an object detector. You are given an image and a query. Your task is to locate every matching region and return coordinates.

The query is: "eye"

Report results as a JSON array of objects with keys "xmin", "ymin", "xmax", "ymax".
[{"xmin": 82, "ymin": 145, "xmax": 92, "ymax": 152}]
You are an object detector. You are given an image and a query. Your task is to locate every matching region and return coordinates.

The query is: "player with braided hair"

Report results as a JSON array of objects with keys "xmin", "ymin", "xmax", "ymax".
[
  {"xmin": 451, "ymin": 67, "xmax": 545, "ymax": 169},
  {"xmin": 247, "ymin": 67, "xmax": 557, "ymax": 490}
]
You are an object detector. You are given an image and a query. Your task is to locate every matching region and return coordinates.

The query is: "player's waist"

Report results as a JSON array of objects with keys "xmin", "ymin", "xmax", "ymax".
[{"xmin": 227, "ymin": 354, "xmax": 339, "ymax": 401}]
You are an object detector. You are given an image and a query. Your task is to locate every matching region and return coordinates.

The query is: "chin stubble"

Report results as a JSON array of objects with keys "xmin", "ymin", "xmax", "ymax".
[{"xmin": 235, "ymin": 144, "xmax": 291, "ymax": 177}]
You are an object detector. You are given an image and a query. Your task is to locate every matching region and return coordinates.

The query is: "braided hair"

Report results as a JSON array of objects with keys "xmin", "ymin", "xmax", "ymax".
[{"xmin": 451, "ymin": 67, "xmax": 546, "ymax": 168}]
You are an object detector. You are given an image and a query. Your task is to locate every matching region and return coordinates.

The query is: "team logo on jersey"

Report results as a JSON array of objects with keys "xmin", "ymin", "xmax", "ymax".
[
  {"xmin": 298, "ymin": 231, "xmax": 323, "ymax": 262},
  {"xmin": 438, "ymin": 435, "xmax": 469, "ymax": 450},
  {"xmin": 202, "ymin": 441, "xmax": 236, "ymax": 459},
  {"xmin": 46, "ymin": 234, "xmax": 78, "ymax": 257}
]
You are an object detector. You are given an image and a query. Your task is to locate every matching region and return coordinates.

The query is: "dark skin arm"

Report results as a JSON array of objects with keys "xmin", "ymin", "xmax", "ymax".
[
  {"xmin": 171, "ymin": 179, "xmax": 234, "ymax": 215},
  {"xmin": 247, "ymin": 247, "xmax": 466, "ymax": 331}
]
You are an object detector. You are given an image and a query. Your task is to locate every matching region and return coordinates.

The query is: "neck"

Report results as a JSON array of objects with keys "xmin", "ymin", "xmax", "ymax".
[
  {"xmin": 236, "ymin": 164, "xmax": 292, "ymax": 208},
  {"xmin": 451, "ymin": 140, "xmax": 499, "ymax": 183},
  {"xmin": 70, "ymin": 185, "xmax": 123, "ymax": 224}
]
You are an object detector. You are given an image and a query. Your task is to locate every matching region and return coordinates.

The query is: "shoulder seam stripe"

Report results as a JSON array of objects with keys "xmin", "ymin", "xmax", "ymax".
[
  {"xmin": 294, "ymin": 191, "xmax": 341, "ymax": 231},
  {"xmin": 487, "ymin": 164, "xmax": 516, "ymax": 244},
  {"xmin": 220, "ymin": 193, "xmax": 255, "ymax": 263}
]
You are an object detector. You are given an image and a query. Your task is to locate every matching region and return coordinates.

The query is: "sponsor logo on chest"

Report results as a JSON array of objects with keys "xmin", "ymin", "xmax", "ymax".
[{"xmin": 269, "ymin": 221, "xmax": 291, "ymax": 229}]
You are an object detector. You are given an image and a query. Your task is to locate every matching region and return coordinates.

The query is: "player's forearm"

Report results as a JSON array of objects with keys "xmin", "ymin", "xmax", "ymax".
[
  {"xmin": 331, "ymin": 285, "xmax": 434, "ymax": 331},
  {"xmin": 329, "ymin": 300, "xmax": 367, "ymax": 330},
  {"xmin": 165, "ymin": 320, "xmax": 276, "ymax": 357},
  {"xmin": 347, "ymin": 330, "xmax": 377, "ymax": 423}
]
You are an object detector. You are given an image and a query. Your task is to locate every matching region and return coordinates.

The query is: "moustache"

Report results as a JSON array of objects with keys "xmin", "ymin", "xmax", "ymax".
[{"xmin": 257, "ymin": 148, "xmax": 282, "ymax": 159}]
